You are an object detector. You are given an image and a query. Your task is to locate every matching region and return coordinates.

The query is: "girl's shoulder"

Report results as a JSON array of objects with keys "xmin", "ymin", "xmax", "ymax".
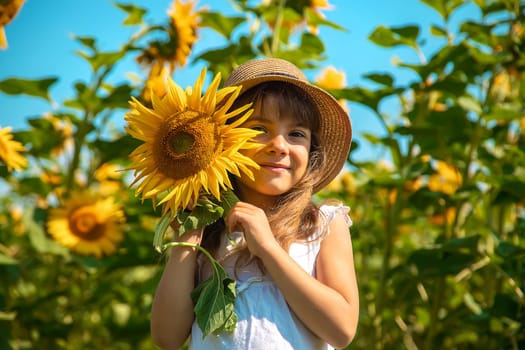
[
  {"xmin": 318, "ymin": 200, "xmax": 353, "ymax": 229},
  {"xmin": 288, "ymin": 200, "xmax": 352, "ymax": 275}
]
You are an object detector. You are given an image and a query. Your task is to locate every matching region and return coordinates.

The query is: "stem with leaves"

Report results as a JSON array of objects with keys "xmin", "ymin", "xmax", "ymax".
[{"xmin": 152, "ymin": 190, "xmax": 240, "ymax": 338}]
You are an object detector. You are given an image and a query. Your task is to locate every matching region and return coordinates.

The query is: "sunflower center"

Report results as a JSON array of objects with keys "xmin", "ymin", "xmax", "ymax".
[
  {"xmin": 154, "ymin": 110, "xmax": 220, "ymax": 180},
  {"xmin": 171, "ymin": 132, "xmax": 194, "ymax": 154},
  {"xmin": 69, "ymin": 206, "xmax": 105, "ymax": 241}
]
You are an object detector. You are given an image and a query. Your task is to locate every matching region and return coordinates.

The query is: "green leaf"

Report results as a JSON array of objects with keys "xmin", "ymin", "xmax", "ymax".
[
  {"xmin": 191, "ymin": 259, "xmax": 237, "ymax": 337},
  {"xmin": 493, "ymin": 175, "xmax": 525, "ymax": 203},
  {"xmin": 369, "ymin": 25, "xmax": 419, "ymax": 48},
  {"xmin": 458, "ymin": 95, "xmax": 482, "ymax": 114},
  {"xmin": 27, "ymin": 215, "xmax": 70, "ymax": 256},
  {"xmin": 176, "ymin": 211, "xmax": 199, "ymax": 235},
  {"xmin": 75, "ymin": 50, "xmax": 125, "ymax": 73},
  {"xmin": 73, "ymin": 35, "xmax": 96, "ymax": 50},
  {"xmin": 484, "ymin": 104, "xmax": 523, "ymax": 121},
  {"xmin": 92, "ymin": 134, "xmax": 142, "ymax": 163},
  {"xmin": 420, "ymin": 0, "xmax": 464, "ymax": 20},
  {"xmin": 430, "ymin": 25, "xmax": 447, "ymax": 37},
  {"xmin": 17, "ymin": 177, "xmax": 51, "ymax": 197},
  {"xmin": 467, "ymin": 44, "xmax": 508, "ymax": 65},
  {"xmin": 335, "ymin": 85, "xmax": 402, "ymax": 112},
  {"xmin": 299, "ymin": 32, "xmax": 325, "ymax": 55},
  {"xmin": 177, "ymin": 198, "xmax": 224, "ymax": 236},
  {"xmin": 0, "ymin": 253, "xmax": 18, "ymax": 265},
  {"xmin": 101, "ymin": 83, "xmax": 134, "ymax": 109},
  {"xmin": 64, "ymin": 81, "xmax": 102, "ymax": 112},
  {"xmin": 496, "ymin": 241, "xmax": 525, "ymax": 259},
  {"xmin": 474, "ymin": 1, "xmax": 509, "ymax": 16},
  {"xmin": 304, "ymin": 7, "xmax": 346, "ymax": 31},
  {"xmin": 200, "ymin": 12, "xmax": 245, "ymax": 39},
  {"xmin": 363, "ymin": 73, "xmax": 394, "ymax": 86},
  {"xmin": 196, "ymin": 45, "xmax": 237, "ymax": 63},
  {"xmin": 0, "ymin": 77, "xmax": 58, "ymax": 101},
  {"xmin": 460, "ymin": 21, "xmax": 493, "ymax": 46},
  {"xmin": 409, "ymin": 248, "xmax": 477, "ymax": 278},
  {"xmin": 220, "ymin": 190, "xmax": 239, "ymax": 215},
  {"xmin": 423, "ymin": 75, "xmax": 467, "ymax": 95},
  {"xmin": 115, "ymin": 3, "xmax": 147, "ymax": 25},
  {"xmin": 335, "ymin": 86, "xmax": 379, "ymax": 111},
  {"xmin": 261, "ymin": 6, "xmax": 301, "ymax": 34},
  {"xmin": 441, "ymin": 235, "xmax": 481, "ymax": 253},
  {"xmin": 15, "ymin": 118, "xmax": 64, "ymax": 157}
]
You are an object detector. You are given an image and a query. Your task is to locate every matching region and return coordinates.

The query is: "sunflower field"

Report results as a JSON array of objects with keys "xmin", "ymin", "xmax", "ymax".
[{"xmin": 1, "ymin": 0, "xmax": 524, "ymax": 349}]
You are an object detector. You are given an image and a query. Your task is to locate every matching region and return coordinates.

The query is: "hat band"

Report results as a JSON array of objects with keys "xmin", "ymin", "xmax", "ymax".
[{"xmin": 257, "ymin": 71, "xmax": 302, "ymax": 80}]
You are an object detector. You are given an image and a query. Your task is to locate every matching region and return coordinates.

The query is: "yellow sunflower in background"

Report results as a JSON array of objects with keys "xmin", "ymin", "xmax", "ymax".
[
  {"xmin": 94, "ymin": 162, "xmax": 124, "ymax": 197},
  {"xmin": 429, "ymin": 207, "xmax": 456, "ymax": 226},
  {"xmin": 167, "ymin": 0, "xmax": 200, "ymax": 68},
  {"xmin": 310, "ymin": 0, "xmax": 333, "ymax": 10},
  {"xmin": 143, "ymin": 62, "xmax": 170, "ymax": 102},
  {"xmin": 47, "ymin": 192, "xmax": 125, "ymax": 258},
  {"xmin": 316, "ymin": 66, "xmax": 346, "ymax": 89},
  {"xmin": 136, "ymin": 0, "xmax": 200, "ymax": 72},
  {"xmin": 306, "ymin": 0, "xmax": 335, "ymax": 34},
  {"xmin": 125, "ymin": 68, "xmax": 260, "ymax": 215},
  {"xmin": 315, "ymin": 66, "xmax": 349, "ymax": 113},
  {"xmin": 0, "ymin": 0, "xmax": 24, "ymax": 49},
  {"xmin": 0, "ymin": 125, "xmax": 28, "ymax": 171},
  {"xmin": 427, "ymin": 159, "xmax": 463, "ymax": 195}
]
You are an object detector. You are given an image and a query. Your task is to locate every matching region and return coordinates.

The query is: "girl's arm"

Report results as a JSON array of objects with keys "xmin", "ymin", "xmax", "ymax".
[
  {"xmin": 227, "ymin": 202, "xmax": 359, "ymax": 349},
  {"xmin": 150, "ymin": 226, "xmax": 203, "ymax": 350}
]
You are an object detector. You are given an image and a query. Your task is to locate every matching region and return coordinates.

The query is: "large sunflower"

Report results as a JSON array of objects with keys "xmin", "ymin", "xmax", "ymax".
[
  {"xmin": 0, "ymin": 125, "xmax": 27, "ymax": 171},
  {"xmin": 47, "ymin": 192, "xmax": 125, "ymax": 258},
  {"xmin": 125, "ymin": 68, "xmax": 260, "ymax": 215}
]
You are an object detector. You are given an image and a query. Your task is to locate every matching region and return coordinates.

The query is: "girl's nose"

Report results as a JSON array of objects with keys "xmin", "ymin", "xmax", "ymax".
[{"xmin": 267, "ymin": 134, "xmax": 288, "ymax": 154}]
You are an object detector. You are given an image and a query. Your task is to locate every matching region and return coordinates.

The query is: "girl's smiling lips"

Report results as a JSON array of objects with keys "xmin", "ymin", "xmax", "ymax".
[{"xmin": 259, "ymin": 162, "xmax": 290, "ymax": 173}]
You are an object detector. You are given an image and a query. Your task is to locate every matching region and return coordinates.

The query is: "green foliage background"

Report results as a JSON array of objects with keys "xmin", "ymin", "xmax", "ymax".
[{"xmin": 1, "ymin": 0, "xmax": 524, "ymax": 349}]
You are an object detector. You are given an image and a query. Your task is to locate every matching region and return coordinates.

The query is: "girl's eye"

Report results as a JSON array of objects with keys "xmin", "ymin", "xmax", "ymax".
[
  {"xmin": 251, "ymin": 125, "xmax": 266, "ymax": 132},
  {"xmin": 290, "ymin": 130, "xmax": 306, "ymax": 138}
]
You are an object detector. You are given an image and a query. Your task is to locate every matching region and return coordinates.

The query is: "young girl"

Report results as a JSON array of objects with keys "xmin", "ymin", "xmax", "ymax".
[{"xmin": 150, "ymin": 58, "xmax": 359, "ymax": 350}]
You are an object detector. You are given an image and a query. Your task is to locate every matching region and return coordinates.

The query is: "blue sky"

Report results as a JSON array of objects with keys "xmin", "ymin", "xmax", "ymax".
[{"xmin": 0, "ymin": 0, "xmax": 479, "ymax": 160}]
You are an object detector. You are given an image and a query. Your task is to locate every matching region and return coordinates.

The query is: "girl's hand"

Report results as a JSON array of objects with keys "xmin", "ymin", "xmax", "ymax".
[
  {"xmin": 178, "ymin": 228, "xmax": 205, "ymax": 247},
  {"xmin": 225, "ymin": 201, "xmax": 280, "ymax": 258}
]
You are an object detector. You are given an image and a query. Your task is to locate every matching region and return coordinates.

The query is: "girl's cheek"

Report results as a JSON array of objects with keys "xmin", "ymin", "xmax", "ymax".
[{"xmin": 254, "ymin": 133, "xmax": 269, "ymax": 143}]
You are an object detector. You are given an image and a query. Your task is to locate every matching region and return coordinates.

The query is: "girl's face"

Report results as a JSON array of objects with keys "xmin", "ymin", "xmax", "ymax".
[{"xmin": 236, "ymin": 94, "xmax": 311, "ymax": 206}]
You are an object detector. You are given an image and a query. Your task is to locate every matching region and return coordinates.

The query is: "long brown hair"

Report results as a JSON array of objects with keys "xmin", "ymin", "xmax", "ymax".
[{"xmin": 201, "ymin": 81, "xmax": 326, "ymax": 268}]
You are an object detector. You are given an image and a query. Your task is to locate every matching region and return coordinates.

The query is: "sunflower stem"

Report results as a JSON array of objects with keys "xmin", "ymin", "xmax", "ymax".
[
  {"xmin": 270, "ymin": 0, "xmax": 287, "ymax": 56},
  {"xmin": 162, "ymin": 241, "xmax": 215, "ymax": 263},
  {"xmin": 154, "ymin": 210, "xmax": 176, "ymax": 253}
]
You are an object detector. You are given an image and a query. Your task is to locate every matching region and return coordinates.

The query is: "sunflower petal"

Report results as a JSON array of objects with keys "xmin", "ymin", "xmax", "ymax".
[
  {"xmin": 214, "ymin": 86, "xmax": 241, "ymax": 120},
  {"xmin": 188, "ymin": 68, "xmax": 206, "ymax": 110},
  {"xmin": 202, "ymin": 72, "xmax": 221, "ymax": 112},
  {"xmin": 166, "ymin": 78, "xmax": 187, "ymax": 108}
]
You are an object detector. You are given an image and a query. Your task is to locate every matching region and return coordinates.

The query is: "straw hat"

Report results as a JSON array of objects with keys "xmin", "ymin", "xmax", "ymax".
[{"xmin": 224, "ymin": 57, "xmax": 352, "ymax": 193}]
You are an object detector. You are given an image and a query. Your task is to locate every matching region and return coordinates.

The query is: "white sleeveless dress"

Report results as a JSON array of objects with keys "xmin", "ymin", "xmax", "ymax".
[{"xmin": 189, "ymin": 204, "xmax": 352, "ymax": 350}]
